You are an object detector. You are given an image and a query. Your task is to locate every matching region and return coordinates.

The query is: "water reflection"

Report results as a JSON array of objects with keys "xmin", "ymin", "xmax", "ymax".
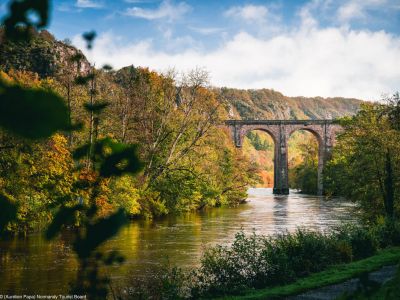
[
  {"xmin": 273, "ymin": 195, "xmax": 289, "ymax": 228},
  {"xmin": 0, "ymin": 188, "xmax": 355, "ymax": 294}
]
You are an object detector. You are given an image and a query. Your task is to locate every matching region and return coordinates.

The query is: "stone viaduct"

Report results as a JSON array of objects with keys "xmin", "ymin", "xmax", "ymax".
[{"xmin": 225, "ymin": 120, "xmax": 342, "ymax": 195}]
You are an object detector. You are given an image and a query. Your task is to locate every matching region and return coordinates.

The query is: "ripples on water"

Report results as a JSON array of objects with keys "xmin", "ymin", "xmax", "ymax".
[{"xmin": 0, "ymin": 188, "xmax": 356, "ymax": 294}]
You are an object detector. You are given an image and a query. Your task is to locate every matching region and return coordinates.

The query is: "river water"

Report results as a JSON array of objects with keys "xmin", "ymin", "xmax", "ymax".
[{"xmin": 0, "ymin": 188, "xmax": 355, "ymax": 295}]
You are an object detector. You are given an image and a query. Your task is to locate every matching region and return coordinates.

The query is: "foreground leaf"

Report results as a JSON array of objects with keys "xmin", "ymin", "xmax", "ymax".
[
  {"xmin": 3, "ymin": 0, "xmax": 49, "ymax": 41},
  {"xmin": 45, "ymin": 205, "xmax": 82, "ymax": 240},
  {"xmin": 99, "ymin": 141, "xmax": 143, "ymax": 177},
  {"xmin": 83, "ymin": 101, "xmax": 109, "ymax": 114},
  {"xmin": 0, "ymin": 81, "xmax": 69, "ymax": 139},
  {"xmin": 73, "ymin": 209, "xmax": 127, "ymax": 258}
]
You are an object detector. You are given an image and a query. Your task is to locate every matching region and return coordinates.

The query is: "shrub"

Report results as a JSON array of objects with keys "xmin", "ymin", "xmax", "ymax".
[
  {"xmin": 349, "ymin": 227, "xmax": 378, "ymax": 259},
  {"xmin": 193, "ymin": 232, "xmax": 269, "ymax": 296},
  {"xmin": 190, "ymin": 229, "xmax": 351, "ymax": 297},
  {"xmin": 371, "ymin": 220, "xmax": 400, "ymax": 248},
  {"xmin": 121, "ymin": 264, "xmax": 187, "ymax": 300},
  {"xmin": 333, "ymin": 240, "xmax": 353, "ymax": 263},
  {"xmin": 274, "ymin": 230, "xmax": 338, "ymax": 277},
  {"xmin": 333, "ymin": 225, "xmax": 378, "ymax": 260}
]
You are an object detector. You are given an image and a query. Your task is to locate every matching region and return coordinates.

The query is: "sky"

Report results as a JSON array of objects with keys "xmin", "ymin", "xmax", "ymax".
[{"xmin": 1, "ymin": 0, "xmax": 400, "ymax": 100}]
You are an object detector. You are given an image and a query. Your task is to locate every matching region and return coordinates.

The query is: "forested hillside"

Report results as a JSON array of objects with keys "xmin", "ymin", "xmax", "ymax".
[{"xmin": 216, "ymin": 87, "xmax": 361, "ymax": 120}]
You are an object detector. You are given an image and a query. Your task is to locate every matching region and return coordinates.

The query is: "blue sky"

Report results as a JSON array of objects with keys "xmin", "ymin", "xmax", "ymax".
[{"xmin": 1, "ymin": 0, "xmax": 400, "ymax": 99}]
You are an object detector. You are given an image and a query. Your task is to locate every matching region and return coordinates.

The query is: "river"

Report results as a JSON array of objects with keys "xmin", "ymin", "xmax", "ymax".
[{"xmin": 0, "ymin": 188, "xmax": 355, "ymax": 295}]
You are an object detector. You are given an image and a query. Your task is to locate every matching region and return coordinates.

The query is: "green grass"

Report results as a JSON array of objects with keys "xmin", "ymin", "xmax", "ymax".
[{"xmin": 219, "ymin": 247, "xmax": 400, "ymax": 300}]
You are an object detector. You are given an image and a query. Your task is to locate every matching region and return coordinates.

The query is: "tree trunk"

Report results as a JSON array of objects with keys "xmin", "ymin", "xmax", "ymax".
[
  {"xmin": 87, "ymin": 71, "xmax": 95, "ymax": 171},
  {"xmin": 67, "ymin": 82, "xmax": 73, "ymax": 147},
  {"xmin": 384, "ymin": 150, "xmax": 395, "ymax": 220}
]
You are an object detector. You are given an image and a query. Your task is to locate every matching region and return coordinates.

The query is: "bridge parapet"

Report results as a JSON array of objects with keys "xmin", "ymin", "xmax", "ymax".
[{"xmin": 225, "ymin": 119, "xmax": 337, "ymax": 126}]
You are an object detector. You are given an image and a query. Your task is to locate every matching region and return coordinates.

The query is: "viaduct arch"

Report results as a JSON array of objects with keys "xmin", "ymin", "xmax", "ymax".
[{"xmin": 225, "ymin": 120, "xmax": 342, "ymax": 195}]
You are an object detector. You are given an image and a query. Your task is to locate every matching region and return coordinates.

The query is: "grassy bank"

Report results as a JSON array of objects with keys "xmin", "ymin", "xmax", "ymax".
[
  {"xmin": 123, "ymin": 222, "xmax": 400, "ymax": 299},
  {"xmin": 221, "ymin": 247, "xmax": 400, "ymax": 300}
]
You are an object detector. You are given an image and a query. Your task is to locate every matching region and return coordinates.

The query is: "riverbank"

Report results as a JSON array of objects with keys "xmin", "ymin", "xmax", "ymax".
[
  {"xmin": 123, "ymin": 219, "xmax": 400, "ymax": 299},
  {"xmin": 220, "ymin": 247, "xmax": 400, "ymax": 300},
  {"xmin": 0, "ymin": 189, "xmax": 355, "ymax": 295}
]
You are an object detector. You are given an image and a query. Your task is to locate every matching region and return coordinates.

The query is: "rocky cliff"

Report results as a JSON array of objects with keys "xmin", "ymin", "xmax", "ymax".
[{"xmin": 0, "ymin": 29, "xmax": 90, "ymax": 78}]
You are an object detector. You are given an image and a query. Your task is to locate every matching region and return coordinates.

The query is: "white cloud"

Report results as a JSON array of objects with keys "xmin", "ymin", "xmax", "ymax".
[
  {"xmin": 125, "ymin": 0, "xmax": 191, "ymax": 21},
  {"xmin": 298, "ymin": 0, "xmax": 323, "ymax": 29},
  {"xmin": 224, "ymin": 4, "xmax": 283, "ymax": 37},
  {"xmin": 158, "ymin": 27, "xmax": 200, "ymax": 52},
  {"xmin": 336, "ymin": 0, "xmax": 400, "ymax": 23},
  {"xmin": 337, "ymin": 2, "xmax": 365, "ymax": 22},
  {"xmin": 297, "ymin": 0, "xmax": 399, "ymax": 28},
  {"xmin": 225, "ymin": 5, "xmax": 269, "ymax": 23},
  {"xmin": 76, "ymin": 0, "xmax": 103, "ymax": 9},
  {"xmin": 188, "ymin": 26, "xmax": 224, "ymax": 35},
  {"xmin": 72, "ymin": 24, "xmax": 400, "ymax": 101}
]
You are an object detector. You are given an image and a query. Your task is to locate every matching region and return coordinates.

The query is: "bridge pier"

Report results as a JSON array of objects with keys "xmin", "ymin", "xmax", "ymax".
[
  {"xmin": 227, "ymin": 120, "xmax": 340, "ymax": 195},
  {"xmin": 273, "ymin": 123, "xmax": 289, "ymax": 195},
  {"xmin": 317, "ymin": 146, "xmax": 324, "ymax": 196}
]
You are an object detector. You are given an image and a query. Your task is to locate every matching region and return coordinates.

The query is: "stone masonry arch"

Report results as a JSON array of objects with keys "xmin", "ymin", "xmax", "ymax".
[{"xmin": 225, "ymin": 120, "xmax": 341, "ymax": 195}]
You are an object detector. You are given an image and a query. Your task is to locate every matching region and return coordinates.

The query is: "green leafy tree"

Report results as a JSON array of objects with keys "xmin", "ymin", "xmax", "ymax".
[
  {"xmin": 111, "ymin": 67, "xmax": 257, "ymax": 213},
  {"xmin": 289, "ymin": 136, "xmax": 319, "ymax": 194},
  {"xmin": 247, "ymin": 131, "xmax": 271, "ymax": 151},
  {"xmin": 324, "ymin": 101, "xmax": 400, "ymax": 222}
]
